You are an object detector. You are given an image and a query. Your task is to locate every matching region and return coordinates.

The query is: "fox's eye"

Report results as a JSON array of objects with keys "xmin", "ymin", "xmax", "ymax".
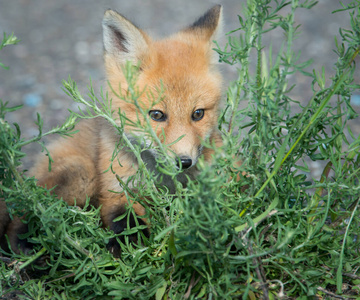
[
  {"xmin": 149, "ymin": 110, "xmax": 167, "ymax": 122},
  {"xmin": 192, "ymin": 109, "xmax": 204, "ymax": 121}
]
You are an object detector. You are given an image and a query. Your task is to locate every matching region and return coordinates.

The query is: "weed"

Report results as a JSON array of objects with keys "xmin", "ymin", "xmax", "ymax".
[{"xmin": 1, "ymin": 1, "xmax": 360, "ymax": 299}]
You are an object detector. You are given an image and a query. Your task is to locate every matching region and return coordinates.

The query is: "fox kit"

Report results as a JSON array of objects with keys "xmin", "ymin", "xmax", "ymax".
[{"xmin": 1, "ymin": 5, "xmax": 223, "ymax": 257}]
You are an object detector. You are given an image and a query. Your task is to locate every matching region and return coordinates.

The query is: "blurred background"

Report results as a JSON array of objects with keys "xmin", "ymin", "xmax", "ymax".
[{"xmin": 0, "ymin": 0, "xmax": 359, "ymax": 172}]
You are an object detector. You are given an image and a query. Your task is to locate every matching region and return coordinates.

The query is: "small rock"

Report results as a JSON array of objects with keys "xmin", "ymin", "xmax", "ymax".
[
  {"xmin": 24, "ymin": 93, "xmax": 42, "ymax": 107},
  {"xmin": 350, "ymin": 94, "xmax": 360, "ymax": 106}
]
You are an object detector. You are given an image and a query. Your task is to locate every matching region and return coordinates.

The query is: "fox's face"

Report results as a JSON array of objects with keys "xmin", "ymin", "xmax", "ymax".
[{"xmin": 102, "ymin": 6, "xmax": 223, "ymax": 170}]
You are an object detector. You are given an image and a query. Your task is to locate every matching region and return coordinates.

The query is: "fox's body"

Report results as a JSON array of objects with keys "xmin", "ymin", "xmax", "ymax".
[{"xmin": 1, "ymin": 5, "xmax": 223, "ymax": 257}]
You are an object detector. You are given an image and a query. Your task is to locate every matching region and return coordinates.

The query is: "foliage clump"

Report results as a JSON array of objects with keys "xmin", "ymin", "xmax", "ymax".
[{"xmin": 1, "ymin": 1, "xmax": 360, "ymax": 299}]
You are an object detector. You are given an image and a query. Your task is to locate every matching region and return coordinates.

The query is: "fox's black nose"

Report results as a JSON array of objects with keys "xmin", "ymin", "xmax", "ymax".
[{"xmin": 177, "ymin": 157, "xmax": 192, "ymax": 169}]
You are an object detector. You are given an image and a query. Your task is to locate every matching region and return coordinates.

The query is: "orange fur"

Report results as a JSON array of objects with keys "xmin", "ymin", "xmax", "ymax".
[{"xmin": 2, "ymin": 5, "xmax": 224, "ymax": 257}]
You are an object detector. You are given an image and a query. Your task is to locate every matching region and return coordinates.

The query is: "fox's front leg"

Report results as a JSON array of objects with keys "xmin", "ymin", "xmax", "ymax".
[
  {"xmin": 100, "ymin": 191, "xmax": 149, "ymax": 257},
  {"xmin": 3, "ymin": 217, "xmax": 32, "ymax": 254},
  {"xmin": 0, "ymin": 200, "xmax": 29, "ymax": 254}
]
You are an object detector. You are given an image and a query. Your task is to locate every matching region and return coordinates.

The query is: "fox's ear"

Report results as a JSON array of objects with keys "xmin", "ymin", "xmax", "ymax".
[
  {"xmin": 186, "ymin": 5, "xmax": 223, "ymax": 42},
  {"xmin": 102, "ymin": 10, "xmax": 149, "ymax": 64}
]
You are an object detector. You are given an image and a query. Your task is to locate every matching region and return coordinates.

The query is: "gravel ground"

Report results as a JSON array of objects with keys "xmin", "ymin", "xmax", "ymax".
[{"xmin": 0, "ymin": 0, "xmax": 359, "ymax": 173}]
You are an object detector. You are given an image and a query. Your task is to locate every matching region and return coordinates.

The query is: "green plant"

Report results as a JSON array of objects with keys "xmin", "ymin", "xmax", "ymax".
[{"xmin": 1, "ymin": 0, "xmax": 360, "ymax": 299}]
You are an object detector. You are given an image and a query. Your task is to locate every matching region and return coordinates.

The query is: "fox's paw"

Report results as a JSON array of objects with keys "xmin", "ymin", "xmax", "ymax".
[
  {"xmin": 106, "ymin": 208, "xmax": 149, "ymax": 258},
  {"xmin": 4, "ymin": 220, "xmax": 33, "ymax": 256},
  {"xmin": 12, "ymin": 236, "xmax": 33, "ymax": 256}
]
